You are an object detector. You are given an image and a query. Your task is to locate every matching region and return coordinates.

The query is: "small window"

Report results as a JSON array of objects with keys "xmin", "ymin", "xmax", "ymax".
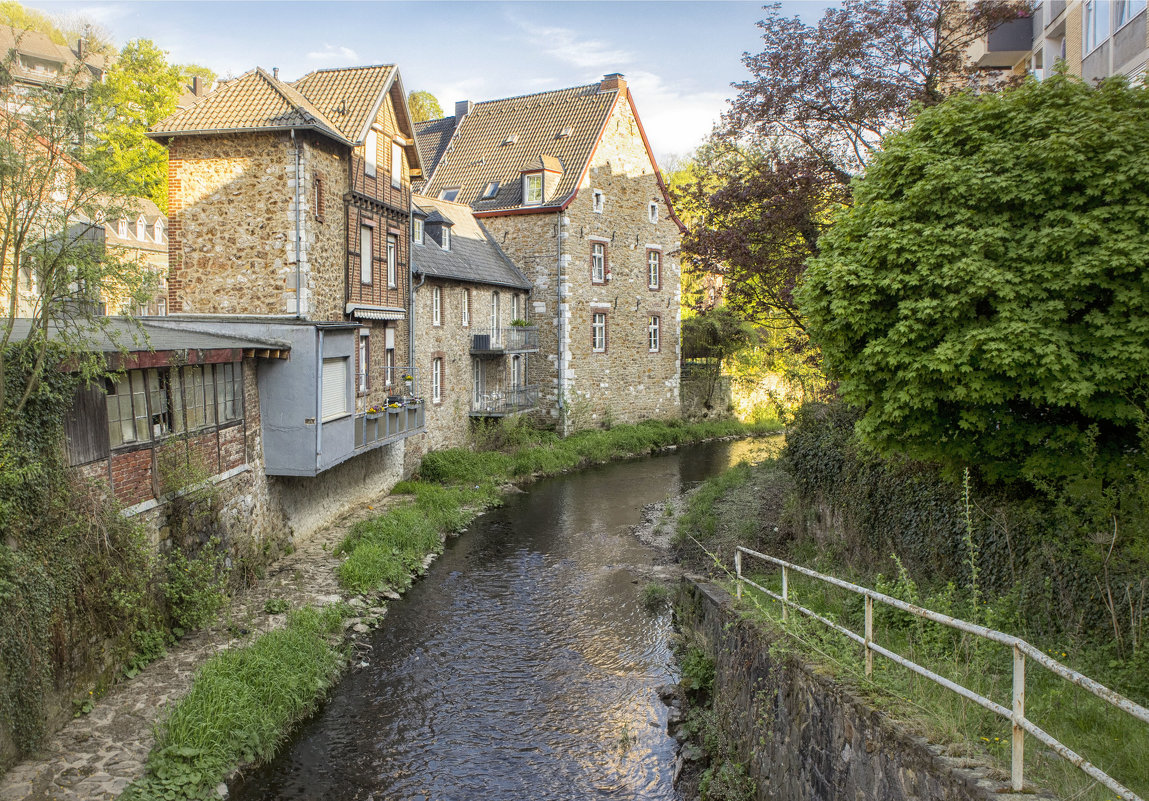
[
  {"xmin": 591, "ymin": 242, "xmax": 606, "ymax": 283},
  {"xmin": 647, "ymin": 250, "xmax": 661, "ymax": 290},
  {"xmin": 387, "ymin": 234, "xmax": 397, "ymax": 288},
  {"xmin": 136, "ymin": 216, "xmax": 145, "ymax": 240},
  {"xmin": 432, "ymin": 285, "xmax": 442, "ymax": 326},
  {"xmin": 439, "ymin": 187, "xmax": 460, "ymax": 202},
  {"xmin": 648, "ymin": 202, "xmax": 658, "ymax": 224},
  {"xmin": 524, "ymin": 173, "xmax": 543, "ymax": 205},
  {"xmin": 558, "ymin": 126, "xmax": 573, "ymax": 138},
  {"xmin": 592, "ymin": 313, "xmax": 606, "ymax": 352},
  {"xmin": 321, "ymin": 357, "xmax": 349, "ymax": 421},
  {"xmin": 502, "ymin": 134, "xmax": 519, "ymax": 145},
  {"xmin": 314, "ymin": 175, "xmax": 325, "ymax": 221},
  {"xmin": 442, "ymin": 226, "xmax": 451, "ymax": 251},
  {"xmin": 154, "ymin": 219, "xmax": 164, "ymax": 242},
  {"xmin": 358, "ymin": 332, "xmax": 370, "ymax": 393},
  {"xmin": 360, "ymin": 225, "xmax": 373, "ymax": 284},
  {"xmin": 481, "ymin": 181, "xmax": 499, "ymax": 199},
  {"xmin": 157, "ymin": 297, "xmax": 167, "ymax": 316},
  {"xmin": 391, "ymin": 141, "xmax": 402, "ymax": 189},
  {"xmin": 432, "ymin": 357, "xmax": 443, "ymax": 404},
  {"xmin": 491, "ymin": 291, "xmax": 501, "ymax": 338},
  {"xmin": 412, "ymin": 218, "xmax": 424, "ymax": 244},
  {"xmin": 118, "ymin": 219, "xmax": 127, "ymax": 238},
  {"xmin": 214, "ymin": 362, "xmax": 242, "ymax": 423},
  {"xmin": 592, "ymin": 190, "xmax": 604, "ymax": 214},
  {"xmin": 511, "ymin": 294, "xmax": 520, "ymax": 323},
  {"xmin": 648, "ymin": 315, "xmax": 660, "ymax": 352},
  {"xmin": 365, "ymin": 129, "xmax": 378, "ymax": 177},
  {"xmin": 461, "ymin": 288, "xmax": 470, "ymax": 327}
]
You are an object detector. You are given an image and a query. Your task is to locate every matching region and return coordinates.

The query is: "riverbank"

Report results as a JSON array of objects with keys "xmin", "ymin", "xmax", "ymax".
[{"xmin": 0, "ymin": 419, "xmax": 779, "ymax": 801}]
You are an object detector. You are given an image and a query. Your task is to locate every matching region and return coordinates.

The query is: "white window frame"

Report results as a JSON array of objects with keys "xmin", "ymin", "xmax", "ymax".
[
  {"xmin": 648, "ymin": 315, "xmax": 660, "ymax": 352},
  {"xmin": 442, "ymin": 226, "xmax": 451, "ymax": 251},
  {"xmin": 592, "ymin": 189, "xmax": 604, "ymax": 213},
  {"xmin": 365, "ymin": 129, "xmax": 378, "ymax": 177},
  {"xmin": 358, "ymin": 331, "xmax": 370, "ymax": 393},
  {"xmin": 432, "ymin": 285, "xmax": 442, "ymax": 326},
  {"xmin": 591, "ymin": 242, "xmax": 606, "ymax": 283},
  {"xmin": 592, "ymin": 313, "xmax": 606, "ymax": 352},
  {"xmin": 648, "ymin": 250, "xmax": 661, "ymax": 289},
  {"xmin": 461, "ymin": 288, "xmax": 470, "ymax": 327},
  {"xmin": 482, "ymin": 181, "xmax": 499, "ymax": 199},
  {"xmin": 511, "ymin": 294, "xmax": 520, "ymax": 323},
  {"xmin": 387, "ymin": 234, "xmax": 397, "ymax": 288},
  {"xmin": 432, "ymin": 357, "xmax": 442, "ymax": 404},
  {"xmin": 439, "ymin": 187, "xmax": 460, "ymax": 202},
  {"xmin": 523, "ymin": 173, "xmax": 543, "ymax": 205},
  {"xmin": 136, "ymin": 216, "xmax": 145, "ymax": 240},
  {"xmin": 413, "ymin": 218, "xmax": 424, "ymax": 245},
  {"xmin": 1084, "ymin": 0, "xmax": 1110, "ymax": 54},
  {"xmin": 648, "ymin": 202, "xmax": 658, "ymax": 224},
  {"xmin": 153, "ymin": 219, "xmax": 164, "ymax": 242},
  {"xmin": 391, "ymin": 140, "xmax": 402, "ymax": 188},
  {"xmin": 491, "ymin": 291, "xmax": 500, "ymax": 342},
  {"xmin": 118, "ymin": 219, "xmax": 127, "ymax": 238},
  {"xmin": 360, "ymin": 225, "xmax": 373, "ymax": 284}
]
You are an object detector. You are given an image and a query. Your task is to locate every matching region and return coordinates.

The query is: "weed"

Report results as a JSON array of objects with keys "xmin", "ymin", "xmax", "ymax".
[
  {"xmin": 263, "ymin": 598, "xmax": 290, "ymax": 615},
  {"xmin": 641, "ymin": 582, "xmax": 671, "ymax": 612}
]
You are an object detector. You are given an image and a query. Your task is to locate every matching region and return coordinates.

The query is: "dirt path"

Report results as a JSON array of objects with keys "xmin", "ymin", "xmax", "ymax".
[{"xmin": 0, "ymin": 494, "xmax": 406, "ymax": 801}]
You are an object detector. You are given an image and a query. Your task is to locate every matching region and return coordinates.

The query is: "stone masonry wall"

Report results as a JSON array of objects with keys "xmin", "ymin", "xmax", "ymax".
[
  {"xmin": 677, "ymin": 579, "xmax": 1047, "ymax": 801},
  {"xmin": 482, "ymin": 92, "xmax": 681, "ymax": 432},
  {"xmin": 302, "ymin": 134, "xmax": 351, "ymax": 321}
]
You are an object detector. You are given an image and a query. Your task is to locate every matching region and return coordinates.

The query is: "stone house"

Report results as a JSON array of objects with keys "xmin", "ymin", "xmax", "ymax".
[
  {"xmin": 146, "ymin": 64, "xmax": 428, "ymax": 537},
  {"xmin": 106, "ymin": 197, "xmax": 169, "ymax": 315},
  {"xmin": 415, "ymin": 74, "xmax": 686, "ymax": 433},
  {"xmin": 409, "ymin": 195, "xmax": 534, "ymax": 457},
  {"xmin": 0, "ymin": 25, "xmax": 105, "ymax": 115}
]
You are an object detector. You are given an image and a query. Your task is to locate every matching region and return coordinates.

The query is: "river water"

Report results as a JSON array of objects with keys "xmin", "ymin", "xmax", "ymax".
[{"xmin": 233, "ymin": 437, "xmax": 780, "ymax": 801}]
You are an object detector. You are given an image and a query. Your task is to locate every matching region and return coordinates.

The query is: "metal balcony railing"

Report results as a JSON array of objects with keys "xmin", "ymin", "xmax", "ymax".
[
  {"xmin": 470, "ymin": 326, "xmax": 539, "ymax": 354},
  {"xmin": 354, "ymin": 365, "xmax": 425, "ymax": 449},
  {"xmin": 471, "ymin": 385, "xmax": 539, "ymax": 416}
]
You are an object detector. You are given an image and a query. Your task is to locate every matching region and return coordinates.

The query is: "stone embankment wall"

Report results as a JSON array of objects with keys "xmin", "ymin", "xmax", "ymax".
[{"xmin": 677, "ymin": 579, "xmax": 1046, "ymax": 801}]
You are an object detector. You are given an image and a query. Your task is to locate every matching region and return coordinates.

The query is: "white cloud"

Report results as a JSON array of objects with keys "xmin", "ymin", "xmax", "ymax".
[
  {"xmin": 623, "ymin": 70, "xmax": 729, "ymax": 162},
  {"xmin": 509, "ymin": 16, "xmax": 634, "ymax": 71},
  {"xmin": 306, "ymin": 44, "xmax": 360, "ymax": 64}
]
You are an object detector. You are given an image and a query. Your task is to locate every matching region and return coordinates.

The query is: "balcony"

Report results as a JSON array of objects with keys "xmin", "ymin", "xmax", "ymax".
[
  {"xmin": 354, "ymin": 365, "xmax": 425, "ymax": 451},
  {"xmin": 471, "ymin": 385, "xmax": 539, "ymax": 417},
  {"xmin": 470, "ymin": 326, "xmax": 539, "ymax": 356},
  {"xmin": 969, "ymin": 15, "xmax": 1034, "ymax": 68}
]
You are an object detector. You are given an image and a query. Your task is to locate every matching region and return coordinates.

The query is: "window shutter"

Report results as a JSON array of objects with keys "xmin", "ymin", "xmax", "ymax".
[{"xmin": 321, "ymin": 358, "xmax": 348, "ymax": 421}]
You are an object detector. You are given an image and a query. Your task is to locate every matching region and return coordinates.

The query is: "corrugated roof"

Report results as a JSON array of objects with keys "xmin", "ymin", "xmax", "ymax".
[
  {"xmin": 412, "ymin": 195, "xmax": 531, "ymax": 290},
  {"xmin": 150, "ymin": 68, "xmax": 351, "ymax": 144},
  {"xmin": 419, "ymin": 83, "xmax": 617, "ymax": 212},
  {"xmin": 1, "ymin": 317, "xmax": 289, "ymax": 354},
  {"xmin": 291, "ymin": 64, "xmax": 394, "ymax": 143}
]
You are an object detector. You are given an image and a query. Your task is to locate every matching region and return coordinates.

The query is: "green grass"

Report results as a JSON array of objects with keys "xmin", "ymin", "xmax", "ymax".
[
  {"xmin": 123, "ymin": 604, "xmax": 347, "ymax": 801},
  {"xmin": 337, "ymin": 418, "xmax": 781, "ymax": 595}
]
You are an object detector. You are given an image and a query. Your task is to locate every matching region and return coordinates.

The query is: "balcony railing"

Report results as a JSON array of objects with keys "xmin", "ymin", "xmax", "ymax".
[
  {"xmin": 354, "ymin": 365, "xmax": 425, "ymax": 450},
  {"xmin": 470, "ymin": 326, "xmax": 539, "ymax": 355},
  {"xmin": 471, "ymin": 385, "xmax": 539, "ymax": 417}
]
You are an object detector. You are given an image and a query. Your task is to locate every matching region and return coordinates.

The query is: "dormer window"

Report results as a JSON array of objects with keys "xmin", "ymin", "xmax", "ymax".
[
  {"xmin": 523, "ymin": 173, "xmax": 543, "ymax": 205},
  {"xmin": 439, "ymin": 187, "xmax": 460, "ymax": 202},
  {"xmin": 593, "ymin": 190, "xmax": 604, "ymax": 214},
  {"xmin": 136, "ymin": 217, "xmax": 145, "ymax": 240},
  {"xmin": 118, "ymin": 219, "xmax": 127, "ymax": 238},
  {"xmin": 442, "ymin": 226, "xmax": 451, "ymax": 251},
  {"xmin": 481, "ymin": 182, "xmax": 499, "ymax": 200},
  {"xmin": 412, "ymin": 218, "xmax": 424, "ymax": 245},
  {"xmin": 154, "ymin": 219, "xmax": 164, "ymax": 242}
]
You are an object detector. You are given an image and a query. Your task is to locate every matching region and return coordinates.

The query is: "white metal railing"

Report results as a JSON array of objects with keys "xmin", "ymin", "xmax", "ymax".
[{"xmin": 733, "ymin": 546, "xmax": 1149, "ymax": 800}]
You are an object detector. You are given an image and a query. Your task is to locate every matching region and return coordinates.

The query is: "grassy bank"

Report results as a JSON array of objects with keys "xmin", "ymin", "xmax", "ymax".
[
  {"xmin": 675, "ymin": 458, "xmax": 1149, "ymax": 801},
  {"xmin": 337, "ymin": 417, "xmax": 782, "ymax": 594},
  {"xmin": 122, "ymin": 605, "xmax": 347, "ymax": 801}
]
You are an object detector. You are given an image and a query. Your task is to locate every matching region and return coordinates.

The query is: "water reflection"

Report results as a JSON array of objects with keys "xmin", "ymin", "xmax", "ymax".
[{"xmin": 232, "ymin": 437, "xmax": 782, "ymax": 801}]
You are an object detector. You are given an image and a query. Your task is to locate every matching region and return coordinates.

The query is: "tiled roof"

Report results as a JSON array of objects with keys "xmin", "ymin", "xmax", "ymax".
[
  {"xmin": 150, "ymin": 68, "xmax": 352, "ymax": 145},
  {"xmin": 412, "ymin": 195, "xmax": 531, "ymax": 290},
  {"xmin": 413, "ymin": 116, "xmax": 456, "ymax": 178},
  {"xmin": 419, "ymin": 83, "xmax": 617, "ymax": 212},
  {"xmin": 291, "ymin": 64, "xmax": 394, "ymax": 143},
  {"xmin": 0, "ymin": 25, "xmax": 103, "ymax": 87}
]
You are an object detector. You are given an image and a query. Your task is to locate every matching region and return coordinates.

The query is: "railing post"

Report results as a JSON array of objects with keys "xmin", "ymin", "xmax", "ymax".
[
  {"xmin": 735, "ymin": 550, "xmax": 743, "ymax": 599},
  {"xmin": 864, "ymin": 595, "xmax": 874, "ymax": 677},
  {"xmin": 1012, "ymin": 644, "xmax": 1026, "ymax": 791},
  {"xmin": 781, "ymin": 564, "xmax": 789, "ymax": 622}
]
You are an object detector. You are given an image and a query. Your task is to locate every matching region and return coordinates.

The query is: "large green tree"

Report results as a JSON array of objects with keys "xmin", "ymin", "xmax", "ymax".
[
  {"xmin": 800, "ymin": 74, "xmax": 1149, "ymax": 483},
  {"xmin": 90, "ymin": 39, "xmax": 182, "ymax": 212}
]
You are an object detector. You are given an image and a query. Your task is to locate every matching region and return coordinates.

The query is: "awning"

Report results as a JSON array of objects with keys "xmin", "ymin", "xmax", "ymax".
[{"xmin": 346, "ymin": 304, "xmax": 407, "ymax": 321}]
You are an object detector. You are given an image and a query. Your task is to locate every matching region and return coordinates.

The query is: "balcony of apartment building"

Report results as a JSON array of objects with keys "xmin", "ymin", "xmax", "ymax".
[
  {"xmin": 355, "ymin": 366, "xmax": 426, "ymax": 450},
  {"xmin": 968, "ymin": 13, "xmax": 1035, "ymax": 68},
  {"xmin": 471, "ymin": 384, "xmax": 540, "ymax": 417},
  {"xmin": 469, "ymin": 325, "xmax": 539, "ymax": 355}
]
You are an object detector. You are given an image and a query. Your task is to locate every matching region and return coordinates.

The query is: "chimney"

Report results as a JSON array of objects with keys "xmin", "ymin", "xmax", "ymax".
[
  {"xmin": 455, "ymin": 100, "xmax": 472, "ymax": 119},
  {"xmin": 600, "ymin": 73, "xmax": 627, "ymax": 96},
  {"xmin": 272, "ymin": 67, "xmax": 279, "ymax": 80},
  {"xmin": 76, "ymin": 37, "xmax": 86, "ymax": 59},
  {"xmin": 191, "ymin": 76, "xmax": 203, "ymax": 96}
]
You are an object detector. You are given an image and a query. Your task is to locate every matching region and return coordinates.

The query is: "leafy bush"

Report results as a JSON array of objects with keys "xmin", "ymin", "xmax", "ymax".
[{"xmin": 164, "ymin": 539, "xmax": 228, "ymax": 633}]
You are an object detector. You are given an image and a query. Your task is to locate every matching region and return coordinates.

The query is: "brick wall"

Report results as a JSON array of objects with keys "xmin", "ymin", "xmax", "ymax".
[{"xmin": 109, "ymin": 449, "xmax": 153, "ymax": 506}]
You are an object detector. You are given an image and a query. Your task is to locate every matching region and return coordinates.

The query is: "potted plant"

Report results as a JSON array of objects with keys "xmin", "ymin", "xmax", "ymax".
[
  {"xmin": 402, "ymin": 373, "xmax": 413, "ymax": 393},
  {"xmin": 510, "ymin": 318, "xmax": 529, "ymax": 327}
]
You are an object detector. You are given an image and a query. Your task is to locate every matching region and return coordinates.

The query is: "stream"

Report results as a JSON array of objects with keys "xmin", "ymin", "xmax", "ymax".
[{"xmin": 232, "ymin": 437, "xmax": 781, "ymax": 801}]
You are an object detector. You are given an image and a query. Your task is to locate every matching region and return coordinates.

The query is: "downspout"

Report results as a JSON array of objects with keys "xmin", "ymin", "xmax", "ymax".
[
  {"xmin": 292, "ymin": 129, "xmax": 304, "ymax": 318},
  {"xmin": 410, "ymin": 269, "xmax": 425, "ymax": 371},
  {"xmin": 316, "ymin": 328, "xmax": 324, "ymax": 469},
  {"xmin": 555, "ymin": 208, "xmax": 564, "ymax": 432}
]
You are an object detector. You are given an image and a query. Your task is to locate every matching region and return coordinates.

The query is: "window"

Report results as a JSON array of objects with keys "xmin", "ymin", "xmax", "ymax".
[
  {"xmin": 412, "ymin": 218, "xmax": 424, "ymax": 244},
  {"xmin": 154, "ymin": 219, "xmax": 164, "ymax": 242},
  {"xmin": 157, "ymin": 297, "xmax": 167, "ymax": 316},
  {"xmin": 391, "ymin": 141, "xmax": 403, "ymax": 188},
  {"xmin": 360, "ymin": 225, "xmax": 373, "ymax": 284},
  {"xmin": 1084, "ymin": 0, "xmax": 1110, "ymax": 53},
  {"xmin": 461, "ymin": 288, "xmax": 470, "ymax": 327},
  {"xmin": 183, "ymin": 365, "xmax": 218, "ymax": 430},
  {"xmin": 511, "ymin": 294, "xmax": 520, "ymax": 323},
  {"xmin": 647, "ymin": 249, "xmax": 661, "ymax": 290},
  {"xmin": 385, "ymin": 326, "xmax": 396, "ymax": 386},
  {"xmin": 648, "ymin": 315, "xmax": 661, "ymax": 352},
  {"xmin": 215, "ymin": 362, "xmax": 242, "ymax": 423},
  {"xmin": 314, "ymin": 175, "xmax": 325, "ymax": 221},
  {"xmin": 592, "ymin": 313, "xmax": 607, "ymax": 352},
  {"xmin": 524, "ymin": 173, "xmax": 543, "ymax": 205},
  {"xmin": 432, "ymin": 285, "xmax": 442, "ymax": 326},
  {"xmin": 648, "ymin": 202, "xmax": 658, "ymax": 224},
  {"xmin": 387, "ymin": 234, "xmax": 397, "ymax": 287},
  {"xmin": 136, "ymin": 217, "xmax": 145, "ymax": 240},
  {"xmin": 591, "ymin": 242, "xmax": 606, "ymax": 283},
  {"xmin": 118, "ymin": 219, "xmax": 127, "ymax": 238},
  {"xmin": 358, "ymin": 332, "xmax": 370, "ymax": 393},
  {"xmin": 321, "ymin": 357, "xmax": 349, "ymax": 421},
  {"xmin": 432, "ymin": 357, "xmax": 442, "ymax": 404},
  {"xmin": 442, "ymin": 226, "xmax": 451, "ymax": 251},
  {"xmin": 592, "ymin": 189, "xmax": 604, "ymax": 213},
  {"xmin": 1115, "ymin": 0, "xmax": 1146, "ymax": 29},
  {"xmin": 365, "ymin": 129, "xmax": 378, "ymax": 177},
  {"xmin": 106, "ymin": 372, "xmax": 148, "ymax": 447},
  {"xmin": 512, "ymin": 355, "xmax": 522, "ymax": 388},
  {"xmin": 481, "ymin": 181, "xmax": 499, "ymax": 199},
  {"xmin": 439, "ymin": 187, "xmax": 460, "ymax": 202}
]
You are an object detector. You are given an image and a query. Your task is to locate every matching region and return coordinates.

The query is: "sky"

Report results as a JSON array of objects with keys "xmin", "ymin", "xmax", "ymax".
[{"xmin": 27, "ymin": 1, "xmax": 832, "ymax": 162}]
